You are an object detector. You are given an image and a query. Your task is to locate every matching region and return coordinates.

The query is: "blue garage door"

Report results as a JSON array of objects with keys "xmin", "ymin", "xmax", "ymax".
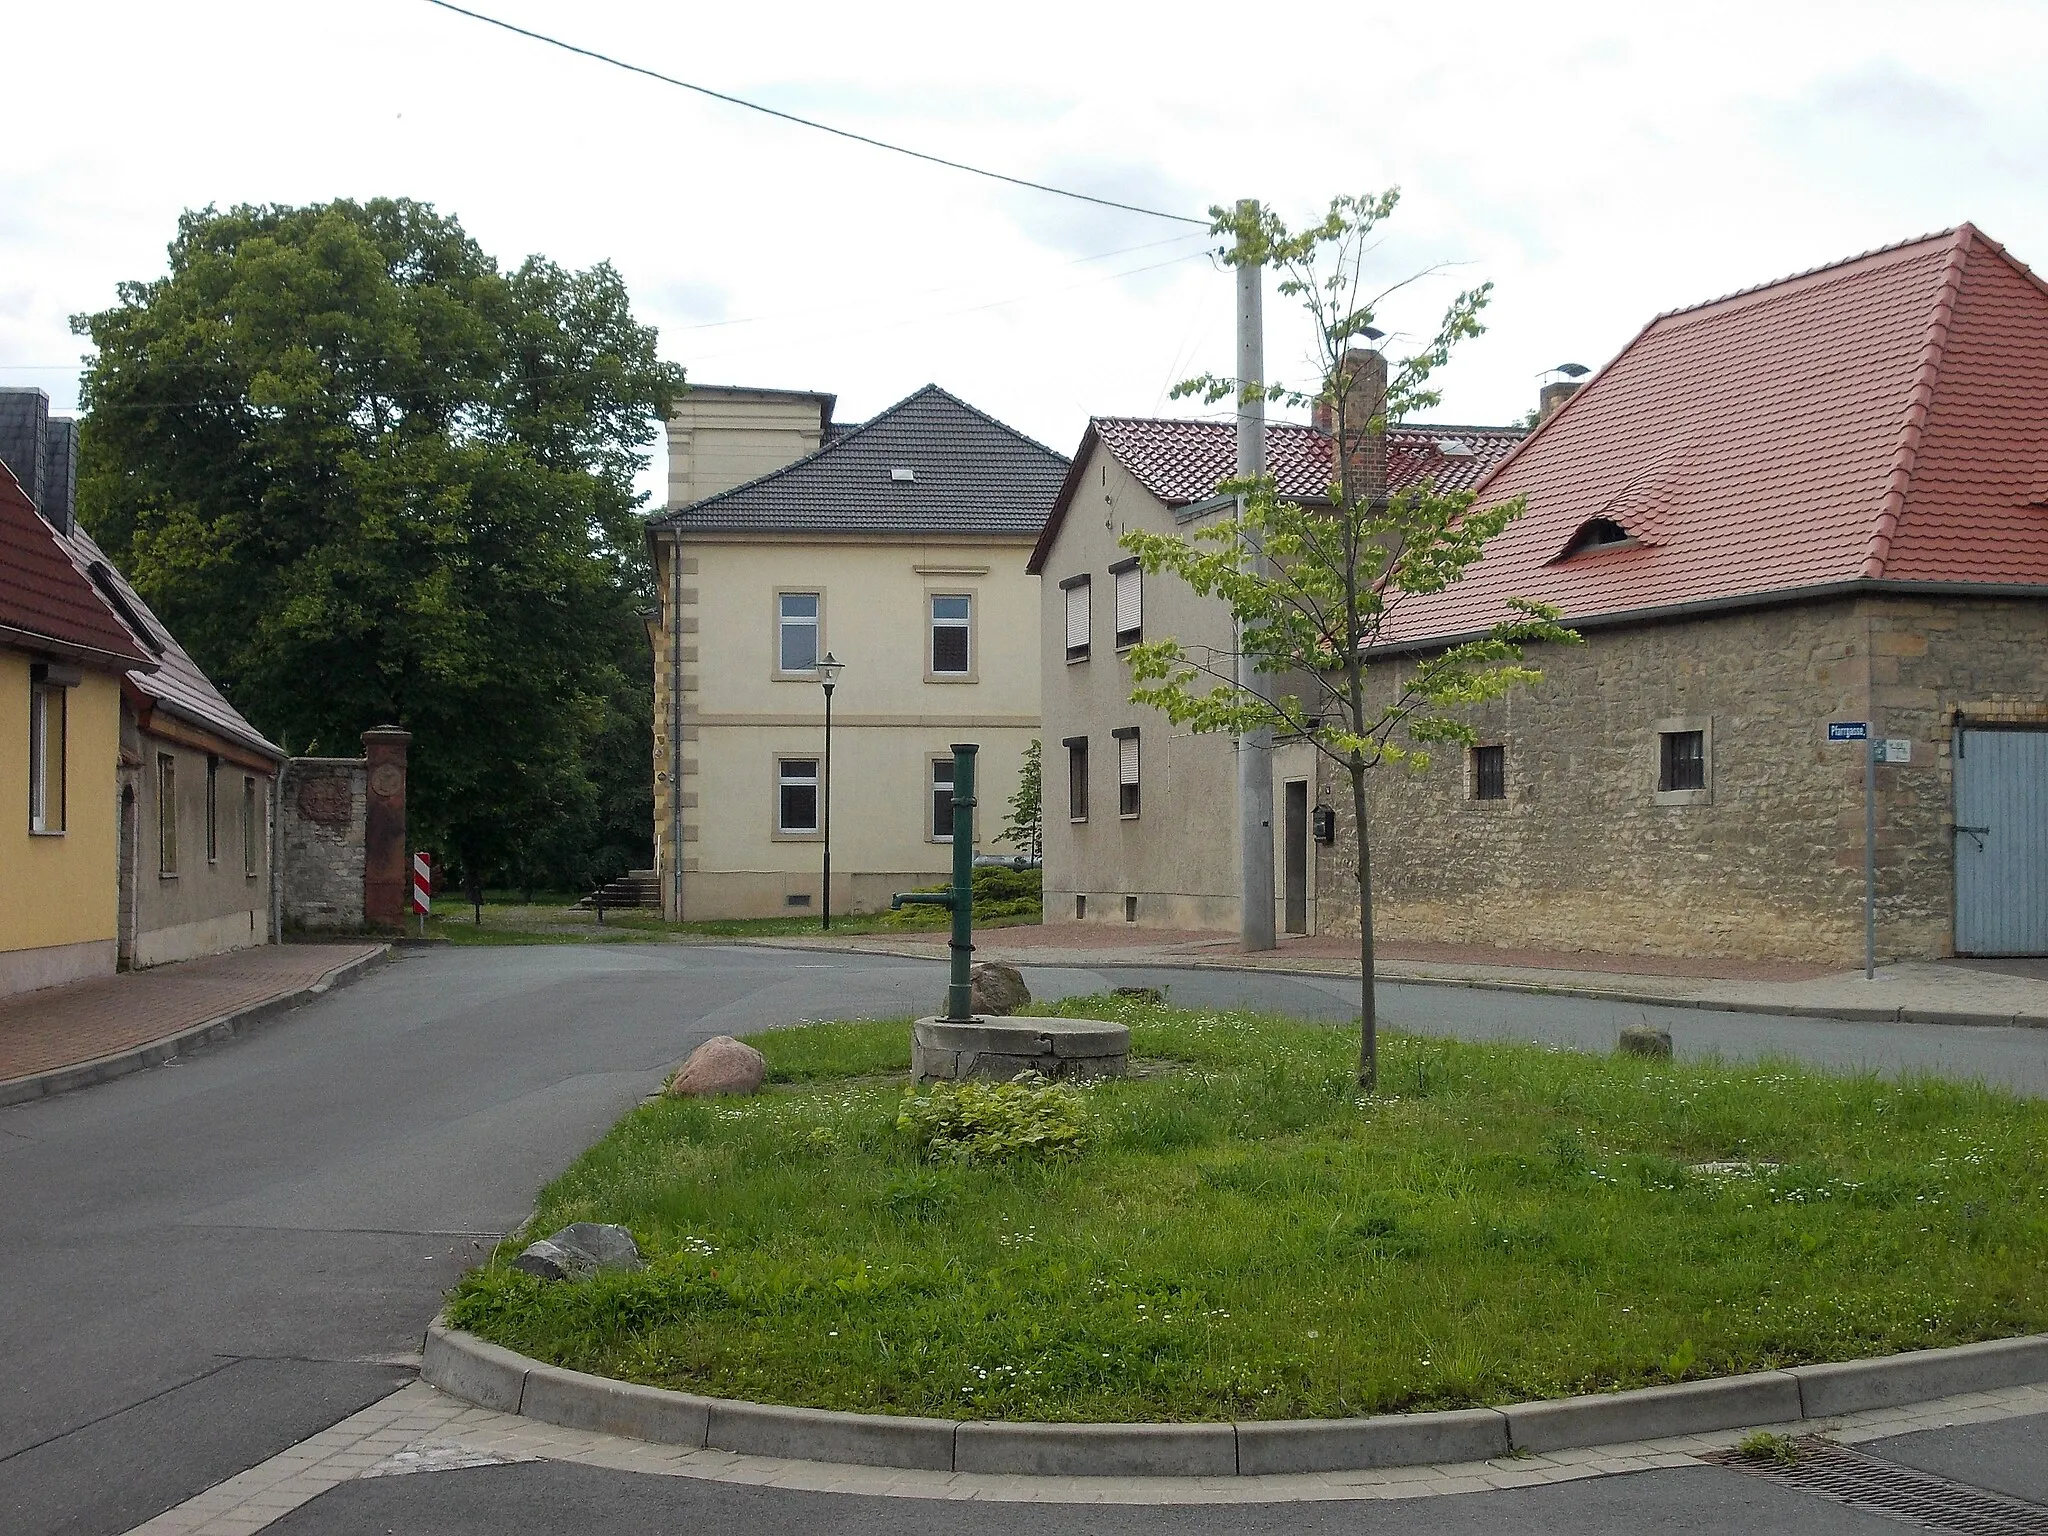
[{"xmin": 1954, "ymin": 728, "xmax": 2048, "ymax": 956}]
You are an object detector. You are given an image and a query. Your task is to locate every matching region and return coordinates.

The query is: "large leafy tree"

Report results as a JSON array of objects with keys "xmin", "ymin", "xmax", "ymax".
[
  {"xmin": 74, "ymin": 199, "xmax": 684, "ymax": 895},
  {"xmin": 1121, "ymin": 194, "xmax": 1577, "ymax": 1089}
]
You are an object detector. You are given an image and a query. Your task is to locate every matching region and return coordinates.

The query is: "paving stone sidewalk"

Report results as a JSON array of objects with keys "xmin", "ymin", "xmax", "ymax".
[
  {"xmin": 756, "ymin": 926, "xmax": 2048, "ymax": 1027},
  {"xmin": 0, "ymin": 942, "xmax": 387, "ymax": 1088}
]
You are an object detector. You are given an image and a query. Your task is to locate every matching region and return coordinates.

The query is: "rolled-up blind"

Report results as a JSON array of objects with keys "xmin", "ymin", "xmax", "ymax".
[
  {"xmin": 1065, "ymin": 580, "xmax": 1090, "ymax": 651},
  {"xmin": 1119, "ymin": 733, "xmax": 1139, "ymax": 786},
  {"xmin": 1114, "ymin": 566, "xmax": 1141, "ymax": 638}
]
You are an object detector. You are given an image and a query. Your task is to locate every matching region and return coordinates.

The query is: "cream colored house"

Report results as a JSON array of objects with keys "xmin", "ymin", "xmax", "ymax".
[{"xmin": 646, "ymin": 384, "xmax": 1066, "ymax": 919}]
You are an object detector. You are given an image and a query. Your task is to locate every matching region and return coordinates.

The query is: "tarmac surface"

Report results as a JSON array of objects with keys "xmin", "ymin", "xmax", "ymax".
[{"xmin": 1, "ymin": 943, "xmax": 2042, "ymax": 1535}]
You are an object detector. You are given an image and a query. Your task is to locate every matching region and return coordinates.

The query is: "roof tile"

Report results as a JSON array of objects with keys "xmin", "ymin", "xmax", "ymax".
[{"xmin": 0, "ymin": 464, "xmax": 153, "ymax": 668}]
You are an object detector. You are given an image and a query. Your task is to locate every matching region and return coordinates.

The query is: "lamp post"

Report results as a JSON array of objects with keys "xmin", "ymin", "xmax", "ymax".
[{"xmin": 817, "ymin": 652, "xmax": 843, "ymax": 929}]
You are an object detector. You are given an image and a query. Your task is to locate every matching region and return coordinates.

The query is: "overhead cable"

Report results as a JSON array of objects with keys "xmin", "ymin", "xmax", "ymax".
[{"xmin": 418, "ymin": 0, "xmax": 1210, "ymax": 227}]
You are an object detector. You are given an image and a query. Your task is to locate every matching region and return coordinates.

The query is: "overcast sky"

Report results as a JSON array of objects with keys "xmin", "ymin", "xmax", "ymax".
[{"xmin": 6, "ymin": 0, "xmax": 2045, "ymax": 507}]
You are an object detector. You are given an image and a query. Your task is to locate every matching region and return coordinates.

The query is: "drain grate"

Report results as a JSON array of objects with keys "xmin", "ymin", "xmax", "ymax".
[{"xmin": 1711, "ymin": 1439, "xmax": 2048, "ymax": 1535}]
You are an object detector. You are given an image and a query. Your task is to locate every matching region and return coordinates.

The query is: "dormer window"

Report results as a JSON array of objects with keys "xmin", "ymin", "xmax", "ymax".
[{"xmin": 1559, "ymin": 518, "xmax": 1638, "ymax": 560}]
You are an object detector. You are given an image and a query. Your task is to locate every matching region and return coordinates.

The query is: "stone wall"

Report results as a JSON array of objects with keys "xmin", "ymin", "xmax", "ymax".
[
  {"xmin": 281, "ymin": 757, "xmax": 366, "ymax": 931},
  {"xmin": 1317, "ymin": 594, "xmax": 2048, "ymax": 964}
]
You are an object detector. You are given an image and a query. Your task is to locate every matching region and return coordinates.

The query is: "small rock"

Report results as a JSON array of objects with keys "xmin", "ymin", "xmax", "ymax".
[
  {"xmin": 667, "ymin": 1035, "xmax": 766, "ymax": 1097},
  {"xmin": 511, "ymin": 1221, "xmax": 643, "ymax": 1282},
  {"xmin": 967, "ymin": 961, "xmax": 1030, "ymax": 1017},
  {"xmin": 1619, "ymin": 1024, "xmax": 1673, "ymax": 1060},
  {"xmin": 1112, "ymin": 986, "xmax": 1164, "ymax": 1004}
]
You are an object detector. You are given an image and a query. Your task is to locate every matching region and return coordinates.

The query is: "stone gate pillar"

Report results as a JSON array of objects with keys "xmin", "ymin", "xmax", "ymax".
[{"xmin": 361, "ymin": 727, "xmax": 412, "ymax": 930}]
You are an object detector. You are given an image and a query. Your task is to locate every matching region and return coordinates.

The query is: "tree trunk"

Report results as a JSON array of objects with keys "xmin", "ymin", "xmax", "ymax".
[{"xmin": 1351, "ymin": 760, "xmax": 1377, "ymax": 1090}]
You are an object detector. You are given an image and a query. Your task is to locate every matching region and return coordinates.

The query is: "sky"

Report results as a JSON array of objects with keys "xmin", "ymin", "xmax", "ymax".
[{"xmin": 5, "ymin": 0, "xmax": 2046, "ymax": 508}]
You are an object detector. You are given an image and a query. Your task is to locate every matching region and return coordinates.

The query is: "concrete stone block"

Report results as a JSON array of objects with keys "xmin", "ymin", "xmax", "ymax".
[
  {"xmin": 1236, "ymin": 1408, "xmax": 1508, "ymax": 1474},
  {"xmin": 1791, "ymin": 1335, "xmax": 2048, "ymax": 1418},
  {"xmin": 955, "ymin": 1419, "xmax": 1236, "ymax": 1476},
  {"xmin": 420, "ymin": 1323, "xmax": 529, "ymax": 1413},
  {"xmin": 911, "ymin": 1016, "xmax": 1128, "ymax": 1081},
  {"xmin": 705, "ymin": 1399, "xmax": 956, "ymax": 1469},
  {"xmin": 1504, "ymin": 1371, "xmax": 1802, "ymax": 1452},
  {"xmin": 519, "ymin": 1363, "xmax": 711, "ymax": 1446}
]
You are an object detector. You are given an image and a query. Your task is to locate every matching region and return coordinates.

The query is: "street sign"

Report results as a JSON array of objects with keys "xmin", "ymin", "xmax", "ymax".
[
  {"xmin": 1880, "ymin": 738, "xmax": 1912, "ymax": 765},
  {"xmin": 1828, "ymin": 721, "xmax": 1869, "ymax": 741}
]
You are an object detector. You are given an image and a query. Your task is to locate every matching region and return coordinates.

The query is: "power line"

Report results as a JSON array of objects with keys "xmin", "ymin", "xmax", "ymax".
[{"xmin": 416, "ymin": 0, "xmax": 1210, "ymax": 227}]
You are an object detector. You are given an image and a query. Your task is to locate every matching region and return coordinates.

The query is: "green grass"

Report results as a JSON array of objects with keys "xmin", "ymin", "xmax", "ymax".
[{"xmin": 446, "ymin": 997, "xmax": 2048, "ymax": 1423}]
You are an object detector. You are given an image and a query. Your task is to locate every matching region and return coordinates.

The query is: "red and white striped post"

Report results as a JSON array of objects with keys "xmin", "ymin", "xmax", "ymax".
[{"xmin": 411, "ymin": 852, "xmax": 431, "ymax": 936}]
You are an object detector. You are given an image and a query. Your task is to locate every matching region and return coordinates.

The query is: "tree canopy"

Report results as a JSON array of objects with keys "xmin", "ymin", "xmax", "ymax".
[{"xmin": 73, "ymin": 198, "xmax": 685, "ymax": 894}]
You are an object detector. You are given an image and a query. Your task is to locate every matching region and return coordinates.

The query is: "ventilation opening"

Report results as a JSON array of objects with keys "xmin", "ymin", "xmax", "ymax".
[
  {"xmin": 1124, "ymin": 895, "xmax": 1138, "ymax": 923},
  {"xmin": 1075, "ymin": 894, "xmax": 1087, "ymax": 921},
  {"xmin": 784, "ymin": 892, "xmax": 812, "ymax": 908}
]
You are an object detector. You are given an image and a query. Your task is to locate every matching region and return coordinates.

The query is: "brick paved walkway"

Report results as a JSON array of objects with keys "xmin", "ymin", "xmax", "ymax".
[{"xmin": 0, "ymin": 943, "xmax": 385, "ymax": 1085}]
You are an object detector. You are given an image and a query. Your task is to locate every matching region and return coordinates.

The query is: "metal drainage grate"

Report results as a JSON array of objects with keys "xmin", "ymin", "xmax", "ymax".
[{"xmin": 1711, "ymin": 1439, "xmax": 2048, "ymax": 1536}]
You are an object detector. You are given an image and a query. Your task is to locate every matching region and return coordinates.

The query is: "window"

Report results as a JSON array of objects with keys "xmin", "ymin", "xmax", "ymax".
[
  {"xmin": 1111, "ymin": 558, "xmax": 1142, "ymax": 647},
  {"xmin": 1061, "ymin": 575, "xmax": 1091, "ymax": 662},
  {"xmin": 778, "ymin": 592, "xmax": 820, "ymax": 674},
  {"xmin": 929, "ymin": 594, "xmax": 971, "ymax": 676},
  {"xmin": 1472, "ymin": 744, "xmax": 1506, "ymax": 801},
  {"xmin": 157, "ymin": 753, "xmax": 179, "ymax": 875},
  {"xmin": 1114, "ymin": 727, "xmax": 1140, "ymax": 818},
  {"xmin": 28, "ymin": 680, "xmax": 66, "ymax": 834},
  {"xmin": 777, "ymin": 758, "xmax": 820, "ymax": 834},
  {"xmin": 1064, "ymin": 736, "xmax": 1088, "ymax": 822},
  {"xmin": 931, "ymin": 757, "xmax": 956, "ymax": 840},
  {"xmin": 206, "ymin": 756, "xmax": 220, "ymax": 862},
  {"xmin": 242, "ymin": 777, "xmax": 259, "ymax": 877},
  {"xmin": 1659, "ymin": 730, "xmax": 1705, "ymax": 792},
  {"xmin": 1559, "ymin": 518, "xmax": 1637, "ymax": 560}
]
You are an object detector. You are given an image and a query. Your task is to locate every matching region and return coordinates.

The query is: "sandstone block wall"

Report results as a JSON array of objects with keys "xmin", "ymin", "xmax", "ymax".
[
  {"xmin": 282, "ymin": 758, "xmax": 366, "ymax": 931},
  {"xmin": 1317, "ymin": 595, "xmax": 2048, "ymax": 965}
]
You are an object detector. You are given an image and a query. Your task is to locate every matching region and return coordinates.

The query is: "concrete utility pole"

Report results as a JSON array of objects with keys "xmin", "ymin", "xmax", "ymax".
[
  {"xmin": 669, "ymin": 533, "xmax": 685, "ymax": 921},
  {"xmin": 1235, "ymin": 200, "xmax": 1276, "ymax": 952}
]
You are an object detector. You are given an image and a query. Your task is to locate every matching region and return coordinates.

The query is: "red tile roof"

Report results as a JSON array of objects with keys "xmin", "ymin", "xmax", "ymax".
[
  {"xmin": 0, "ymin": 463, "xmax": 154, "ymax": 670},
  {"xmin": 1378, "ymin": 225, "xmax": 2048, "ymax": 647},
  {"xmin": 1027, "ymin": 418, "xmax": 1525, "ymax": 572}
]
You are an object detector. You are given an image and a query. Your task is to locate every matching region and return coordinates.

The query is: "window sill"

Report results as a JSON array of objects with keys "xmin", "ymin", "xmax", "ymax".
[
  {"xmin": 1119, "ymin": 812, "xmax": 1141, "ymax": 821},
  {"xmin": 28, "ymin": 827, "xmax": 66, "ymax": 838},
  {"xmin": 1654, "ymin": 788, "xmax": 1711, "ymax": 807},
  {"xmin": 158, "ymin": 872, "xmax": 179, "ymax": 880},
  {"xmin": 770, "ymin": 830, "xmax": 824, "ymax": 843},
  {"xmin": 924, "ymin": 673, "xmax": 978, "ymax": 685},
  {"xmin": 1068, "ymin": 816, "xmax": 1089, "ymax": 825},
  {"xmin": 771, "ymin": 671, "xmax": 824, "ymax": 683},
  {"xmin": 1065, "ymin": 651, "xmax": 1091, "ymax": 665}
]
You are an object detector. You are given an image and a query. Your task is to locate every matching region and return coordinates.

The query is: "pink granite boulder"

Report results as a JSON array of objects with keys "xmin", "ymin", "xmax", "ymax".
[{"xmin": 666, "ymin": 1035, "xmax": 767, "ymax": 1097}]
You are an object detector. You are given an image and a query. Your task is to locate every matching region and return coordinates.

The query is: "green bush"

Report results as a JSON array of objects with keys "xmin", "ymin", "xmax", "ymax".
[{"xmin": 895, "ymin": 1072, "xmax": 1088, "ymax": 1164}]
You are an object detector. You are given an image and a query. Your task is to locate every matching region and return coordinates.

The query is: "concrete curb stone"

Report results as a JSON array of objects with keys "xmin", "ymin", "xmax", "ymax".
[
  {"xmin": 419, "ymin": 1321, "xmax": 2048, "ymax": 1476},
  {"xmin": 0, "ymin": 944, "xmax": 392, "ymax": 1108}
]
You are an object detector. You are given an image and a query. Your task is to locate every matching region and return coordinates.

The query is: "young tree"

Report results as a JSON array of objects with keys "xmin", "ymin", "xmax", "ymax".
[
  {"xmin": 998, "ymin": 739, "xmax": 1043, "ymax": 861},
  {"xmin": 73, "ymin": 199, "xmax": 684, "ymax": 894},
  {"xmin": 1120, "ymin": 193, "xmax": 1578, "ymax": 1090}
]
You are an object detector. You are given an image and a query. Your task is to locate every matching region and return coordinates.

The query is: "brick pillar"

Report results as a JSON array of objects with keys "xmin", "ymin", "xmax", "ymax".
[{"xmin": 361, "ymin": 727, "xmax": 411, "ymax": 929}]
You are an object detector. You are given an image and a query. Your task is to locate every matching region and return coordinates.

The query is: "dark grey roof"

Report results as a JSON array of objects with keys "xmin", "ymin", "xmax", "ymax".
[{"xmin": 650, "ymin": 385, "xmax": 1068, "ymax": 537}]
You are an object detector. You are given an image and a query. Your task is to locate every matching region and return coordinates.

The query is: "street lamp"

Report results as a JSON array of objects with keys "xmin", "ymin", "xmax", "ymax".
[{"xmin": 817, "ymin": 652, "xmax": 844, "ymax": 929}]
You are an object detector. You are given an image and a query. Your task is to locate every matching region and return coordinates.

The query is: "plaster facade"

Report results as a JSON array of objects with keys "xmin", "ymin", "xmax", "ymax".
[
  {"xmin": 126, "ymin": 725, "xmax": 274, "ymax": 968},
  {"xmin": 654, "ymin": 536, "xmax": 1042, "ymax": 919}
]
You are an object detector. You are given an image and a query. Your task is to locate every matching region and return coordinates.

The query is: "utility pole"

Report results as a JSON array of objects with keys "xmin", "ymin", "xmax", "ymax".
[
  {"xmin": 668, "ymin": 531, "xmax": 685, "ymax": 922},
  {"xmin": 1235, "ymin": 199, "xmax": 1276, "ymax": 952}
]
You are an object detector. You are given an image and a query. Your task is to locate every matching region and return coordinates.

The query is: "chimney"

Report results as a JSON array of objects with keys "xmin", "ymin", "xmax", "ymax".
[
  {"xmin": 0, "ymin": 388, "xmax": 74, "ymax": 534},
  {"xmin": 1538, "ymin": 379, "xmax": 1583, "ymax": 422},
  {"xmin": 1326, "ymin": 347, "xmax": 1388, "ymax": 507}
]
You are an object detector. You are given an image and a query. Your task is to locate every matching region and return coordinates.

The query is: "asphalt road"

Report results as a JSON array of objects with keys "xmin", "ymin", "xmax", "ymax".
[{"xmin": 1, "ymin": 943, "xmax": 2042, "ymax": 1536}]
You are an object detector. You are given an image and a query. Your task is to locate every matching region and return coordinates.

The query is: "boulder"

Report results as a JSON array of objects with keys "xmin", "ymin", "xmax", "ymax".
[
  {"xmin": 966, "ymin": 961, "xmax": 1030, "ymax": 1017},
  {"xmin": 667, "ymin": 1035, "xmax": 767, "ymax": 1097},
  {"xmin": 1619, "ymin": 1024, "xmax": 1674, "ymax": 1060},
  {"xmin": 511, "ymin": 1221, "xmax": 643, "ymax": 1282}
]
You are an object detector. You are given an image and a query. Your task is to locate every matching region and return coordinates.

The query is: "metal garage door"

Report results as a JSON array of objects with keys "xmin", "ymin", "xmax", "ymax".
[{"xmin": 1954, "ymin": 728, "xmax": 2048, "ymax": 955}]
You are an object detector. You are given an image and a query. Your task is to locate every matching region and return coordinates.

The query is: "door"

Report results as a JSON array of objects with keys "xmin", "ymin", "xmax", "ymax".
[
  {"xmin": 1284, "ymin": 780, "xmax": 1309, "ymax": 935},
  {"xmin": 1954, "ymin": 728, "xmax": 2048, "ymax": 955}
]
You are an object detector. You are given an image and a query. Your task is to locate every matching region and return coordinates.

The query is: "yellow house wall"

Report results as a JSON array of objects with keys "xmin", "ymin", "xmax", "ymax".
[
  {"xmin": 1, "ymin": 651, "xmax": 121, "ymax": 989},
  {"xmin": 653, "ymin": 535, "xmax": 1042, "ymax": 919}
]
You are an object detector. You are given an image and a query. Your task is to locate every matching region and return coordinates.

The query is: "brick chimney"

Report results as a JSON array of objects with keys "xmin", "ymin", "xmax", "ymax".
[
  {"xmin": 1315, "ymin": 348, "xmax": 1388, "ymax": 507},
  {"xmin": 0, "ymin": 389, "xmax": 76, "ymax": 535},
  {"xmin": 1538, "ymin": 379, "xmax": 1583, "ymax": 422}
]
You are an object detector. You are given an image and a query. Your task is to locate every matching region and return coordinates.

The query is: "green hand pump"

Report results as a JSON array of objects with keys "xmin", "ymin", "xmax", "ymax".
[{"xmin": 891, "ymin": 742, "xmax": 977, "ymax": 1021}]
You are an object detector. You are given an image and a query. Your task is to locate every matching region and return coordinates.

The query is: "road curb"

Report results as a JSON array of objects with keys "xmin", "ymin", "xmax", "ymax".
[
  {"xmin": 0, "ymin": 945, "xmax": 392, "ymax": 1108},
  {"xmin": 419, "ymin": 1320, "xmax": 2048, "ymax": 1477},
  {"xmin": 733, "ymin": 940, "xmax": 2048, "ymax": 1030}
]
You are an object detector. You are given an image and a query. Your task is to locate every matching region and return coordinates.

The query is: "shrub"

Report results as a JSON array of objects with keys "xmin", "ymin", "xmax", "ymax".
[{"xmin": 895, "ymin": 1073, "xmax": 1088, "ymax": 1165}]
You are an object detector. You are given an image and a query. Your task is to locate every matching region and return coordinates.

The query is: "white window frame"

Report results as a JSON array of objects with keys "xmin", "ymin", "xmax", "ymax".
[
  {"xmin": 1111, "ymin": 558, "xmax": 1142, "ymax": 648},
  {"xmin": 927, "ymin": 592, "xmax": 974, "ymax": 681},
  {"xmin": 1061, "ymin": 574, "xmax": 1091, "ymax": 662},
  {"xmin": 28, "ymin": 681, "xmax": 65, "ymax": 835},
  {"xmin": 775, "ymin": 590, "xmax": 823, "ymax": 678},
  {"xmin": 929, "ymin": 755, "xmax": 956, "ymax": 842},
  {"xmin": 775, "ymin": 755, "xmax": 821, "ymax": 838},
  {"xmin": 1114, "ymin": 727, "xmax": 1140, "ymax": 819}
]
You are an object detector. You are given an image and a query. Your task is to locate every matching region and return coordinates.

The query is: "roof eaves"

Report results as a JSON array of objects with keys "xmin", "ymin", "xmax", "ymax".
[
  {"xmin": 1027, "ymin": 421, "xmax": 1101, "ymax": 574},
  {"xmin": 1862, "ymin": 226, "xmax": 1973, "ymax": 580}
]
